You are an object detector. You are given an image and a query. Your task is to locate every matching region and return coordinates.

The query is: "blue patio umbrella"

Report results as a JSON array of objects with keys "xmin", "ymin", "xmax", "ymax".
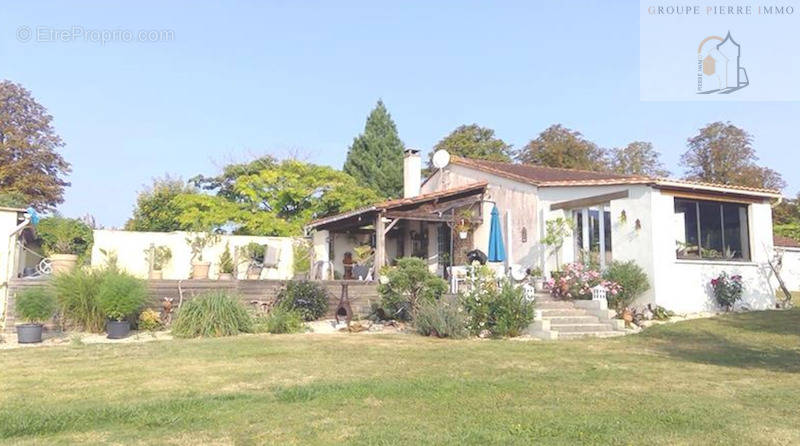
[{"xmin": 487, "ymin": 205, "xmax": 506, "ymax": 262}]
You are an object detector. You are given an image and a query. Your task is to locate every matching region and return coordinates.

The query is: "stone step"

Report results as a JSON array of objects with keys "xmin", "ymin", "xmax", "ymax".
[
  {"xmin": 551, "ymin": 323, "xmax": 613, "ymax": 333},
  {"xmin": 557, "ymin": 331, "xmax": 627, "ymax": 340},
  {"xmin": 539, "ymin": 308, "xmax": 588, "ymax": 317},
  {"xmin": 543, "ymin": 315, "xmax": 601, "ymax": 324},
  {"xmin": 535, "ymin": 301, "xmax": 576, "ymax": 309}
]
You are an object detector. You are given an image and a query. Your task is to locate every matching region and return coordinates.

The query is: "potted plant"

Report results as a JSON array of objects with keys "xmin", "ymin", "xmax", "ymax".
[
  {"xmin": 239, "ymin": 242, "xmax": 265, "ymax": 279},
  {"xmin": 36, "ymin": 216, "xmax": 93, "ymax": 274},
  {"xmin": 185, "ymin": 233, "xmax": 217, "ymax": 279},
  {"xmin": 14, "ymin": 287, "xmax": 57, "ymax": 343},
  {"xmin": 352, "ymin": 244, "xmax": 373, "ymax": 279},
  {"xmin": 98, "ymin": 271, "xmax": 148, "ymax": 339},
  {"xmin": 453, "ymin": 208, "xmax": 475, "ymax": 240},
  {"xmin": 143, "ymin": 245, "xmax": 172, "ymax": 280},
  {"xmin": 218, "ymin": 242, "xmax": 234, "ymax": 280},
  {"xmin": 528, "ymin": 266, "xmax": 545, "ymax": 292}
]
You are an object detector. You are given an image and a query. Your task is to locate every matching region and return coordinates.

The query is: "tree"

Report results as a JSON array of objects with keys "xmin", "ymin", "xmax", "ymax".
[
  {"xmin": 343, "ymin": 100, "xmax": 405, "ymax": 198},
  {"xmin": 0, "ymin": 80, "xmax": 71, "ymax": 210},
  {"xmin": 125, "ymin": 176, "xmax": 194, "ymax": 232},
  {"xmin": 516, "ymin": 124, "xmax": 606, "ymax": 170},
  {"xmin": 681, "ymin": 122, "xmax": 786, "ymax": 190},
  {"xmin": 183, "ymin": 158, "xmax": 380, "ymax": 236},
  {"xmin": 608, "ymin": 141, "xmax": 670, "ymax": 177},
  {"xmin": 428, "ymin": 124, "xmax": 513, "ymax": 168}
]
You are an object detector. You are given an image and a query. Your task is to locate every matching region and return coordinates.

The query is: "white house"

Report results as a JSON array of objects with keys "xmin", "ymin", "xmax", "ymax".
[{"xmin": 307, "ymin": 150, "xmax": 787, "ymax": 313}]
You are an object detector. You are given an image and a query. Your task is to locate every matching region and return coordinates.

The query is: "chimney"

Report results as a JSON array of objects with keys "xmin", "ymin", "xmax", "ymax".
[{"xmin": 403, "ymin": 148, "xmax": 421, "ymax": 198}]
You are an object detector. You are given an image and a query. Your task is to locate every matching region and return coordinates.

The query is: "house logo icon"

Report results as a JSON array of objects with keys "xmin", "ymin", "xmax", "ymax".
[{"xmin": 697, "ymin": 32, "xmax": 749, "ymax": 94}]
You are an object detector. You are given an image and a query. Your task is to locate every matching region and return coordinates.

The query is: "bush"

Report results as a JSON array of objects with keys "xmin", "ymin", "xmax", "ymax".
[
  {"xmin": 603, "ymin": 261, "xmax": 650, "ymax": 311},
  {"xmin": 36, "ymin": 216, "xmax": 93, "ymax": 259},
  {"xmin": 97, "ymin": 271, "xmax": 149, "ymax": 322},
  {"xmin": 460, "ymin": 268, "xmax": 534, "ymax": 337},
  {"xmin": 711, "ymin": 272, "xmax": 743, "ymax": 311},
  {"xmin": 138, "ymin": 309, "xmax": 163, "ymax": 331},
  {"xmin": 52, "ymin": 268, "xmax": 105, "ymax": 332},
  {"xmin": 15, "ymin": 287, "xmax": 57, "ymax": 324},
  {"xmin": 414, "ymin": 298, "xmax": 466, "ymax": 338},
  {"xmin": 254, "ymin": 307, "xmax": 304, "ymax": 334},
  {"xmin": 218, "ymin": 242, "xmax": 234, "ymax": 274},
  {"xmin": 378, "ymin": 257, "xmax": 448, "ymax": 320},
  {"xmin": 171, "ymin": 291, "xmax": 253, "ymax": 338},
  {"xmin": 275, "ymin": 280, "xmax": 328, "ymax": 321},
  {"xmin": 546, "ymin": 262, "xmax": 620, "ymax": 300}
]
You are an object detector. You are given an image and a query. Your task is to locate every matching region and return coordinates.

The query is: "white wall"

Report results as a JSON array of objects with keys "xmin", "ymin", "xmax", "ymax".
[
  {"xmin": 778, "ymin": 248, "xmax": 800, "ymax": 291},
  {"xmin": 90, "ymin": 230, "xmax": 296, "ymax": 280},
  {"xmin": 649, "ymin": 191, "xmax": 777, "ymax": 312}
]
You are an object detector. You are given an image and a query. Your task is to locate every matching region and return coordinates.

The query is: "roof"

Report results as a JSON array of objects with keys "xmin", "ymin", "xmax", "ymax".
[
  {"xmin": 449, "ymin": 156, "xmax": 782, "ymax": 198},
  {"xmin": 0, "ymin": 206, "xmax": 27, "ymax": 213},
  {"xmin": 774, "ymin": 234, "xmax": 800, "ymax": 248},
  {"xmin": 306, "ymin": 181, "xmax": 487, "ymax": 230}
]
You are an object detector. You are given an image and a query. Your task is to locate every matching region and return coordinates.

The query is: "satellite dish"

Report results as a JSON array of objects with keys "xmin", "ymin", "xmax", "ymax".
[{"xmin": 432, "ymin": 149, "xmax": 451, "ymax": 169}]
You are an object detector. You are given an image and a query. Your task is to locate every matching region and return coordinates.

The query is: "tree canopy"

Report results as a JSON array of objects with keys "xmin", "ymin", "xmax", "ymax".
[
  {"xmin": 608, "ymin": 141, "xmax": 670, "ymax": 177},
  {"xmin": 516, "ymin": 124, "xmax": 606, "ymax": 170},
  {"xmin": 429, "ymin": 124, "xmax": 513, "ymax": 168},
  {"xmin": 681, "ymin": 122, "xmax": 786, "ymax": 190},
  {"xmin": 0, "ymin": 80, "xmax": 71, "ymax": 210},
  {"xmin": 125, "ymin": 176, "xmax": 195, "ymax": 232},
  {"xmin": 175, "ymin": 157, "xmax": 380, "ymax": 236},
  {"xmin": 343, "ymin": 100, "xmax": 405, "ymax": 198}
]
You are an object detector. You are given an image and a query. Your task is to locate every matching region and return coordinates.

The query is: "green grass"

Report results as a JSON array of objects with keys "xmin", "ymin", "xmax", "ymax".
[{"xmin": 2, "ymin": 309, "xmax": 800, "ymax": 445}]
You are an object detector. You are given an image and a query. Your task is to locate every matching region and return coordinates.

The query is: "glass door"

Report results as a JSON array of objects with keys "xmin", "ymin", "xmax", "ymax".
[{"xmin": 573, "ymin": 205, "xmax": 612, "ymax": 269}]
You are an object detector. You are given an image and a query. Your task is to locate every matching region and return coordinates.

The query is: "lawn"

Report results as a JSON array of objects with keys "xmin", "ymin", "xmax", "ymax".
[{"xmin": 2, "ymin": 310, "xmax": 799, "ymax": 445}]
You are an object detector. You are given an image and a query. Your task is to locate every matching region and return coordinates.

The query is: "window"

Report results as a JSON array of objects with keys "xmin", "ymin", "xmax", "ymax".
[{"xmin": 674, "ymin": 198, "xmax": 750, "ymax": 261}]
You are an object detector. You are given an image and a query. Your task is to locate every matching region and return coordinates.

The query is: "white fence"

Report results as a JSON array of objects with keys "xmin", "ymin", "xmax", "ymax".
[{"xmin": 90, "ymin": 230, "xmax": 298, "ymax": 280}]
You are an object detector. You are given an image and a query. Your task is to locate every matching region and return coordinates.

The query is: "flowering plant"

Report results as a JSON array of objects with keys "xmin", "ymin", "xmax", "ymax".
[
  {"xmin": 545, "ymin": 262, "xmax": 620, "ymax": 300},
  {"xmin": 710, "ymin": 272, "xmax": 743, "ymax": 311}
]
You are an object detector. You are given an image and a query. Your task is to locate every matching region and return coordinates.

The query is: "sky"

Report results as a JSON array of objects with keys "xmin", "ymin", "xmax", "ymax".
[{"xmin": 2, "ymin": 1, "xmax": 798, "ymax": 227}]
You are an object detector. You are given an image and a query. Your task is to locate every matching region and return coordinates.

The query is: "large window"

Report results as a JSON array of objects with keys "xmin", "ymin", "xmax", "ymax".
[
  {"xmin": 573, "ymin": 206, "xmax": 612, "ymax": 268},
  {"xmin": 674, "ymin": 198, "xmax": 750, "ymax": 261}
]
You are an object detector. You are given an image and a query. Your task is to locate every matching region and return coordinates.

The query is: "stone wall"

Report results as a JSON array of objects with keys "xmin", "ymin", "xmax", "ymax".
[{"xmin": 3, "ymin": 278, "xmax": 379, "ymax": 333}]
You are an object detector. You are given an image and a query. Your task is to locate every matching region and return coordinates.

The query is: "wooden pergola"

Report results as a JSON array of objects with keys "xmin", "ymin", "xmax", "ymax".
[{"xmin": 306, "ymin": 182, "xmax": 487, "ymax": 271}]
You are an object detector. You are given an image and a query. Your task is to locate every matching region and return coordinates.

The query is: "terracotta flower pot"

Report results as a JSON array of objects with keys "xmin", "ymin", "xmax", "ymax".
[
  {"xmin": 50, "ymin": 254, "xmax": 78, "ymax": 275},
  {"xmin": 218, "ymin": 272, "xmax": 233, "ymax": 280},
  {"xmin": 148, "ymin": 270, "xmax": 163, "ymax": 280},
  {"xmin": 191, "ymin": 262, "xmax": 211, "ymax": 279}
]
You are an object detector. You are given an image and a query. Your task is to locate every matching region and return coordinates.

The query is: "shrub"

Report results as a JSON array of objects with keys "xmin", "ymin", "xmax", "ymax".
[
  {"xmin": 15, "ymin": 287, "xmax": 57, "ymax": 324},
  {"xmin": 546, "ymin": 262, "xmax": 620, "ymax": 300},
  {"xmin": 710, "ymin": 272, "xmax": 743, "ymax": 311},
  {"xmin": 219, "ymin": 242, "xmax": 234, "ymax": 274},
  {"xmin": 143, "ymin": 245, "xmax": 172, "ymax": 270},
  {"xmin": 52, "ymin": 268, "xmax": 105, "ymax": 332},
  {"xmin": 378, "ymin": 257, "xmax": 448, "ymax": 320},
  {"xmin": 171, "ymin": 291, "xmax": 253, "ymax": 338},
  {"xmin": 276, "ymin": 280, "xmax": 328, "ymax": 321},
  {"xmin": 37, "ymin": 216, "xmax": 93, "ymax": 259},
  {"xmin": 603, "ymin": 260, "xmax": 650, "ymax": 311},
  {"xmin": 254, "ymin": 307, "xmax": 304, "ymax": 334},
  {"xmin": 97, "ymin": 271, "xmax": 149, "ymax": 322},
  {"xmin": 460, "ymin": 268, "xmax": 534, "ymax": 337},
  {"xmin": 138, "ymin": 309, "xmax": 163, "ymax": 331},
  {"xmin": 492, "ymin": 280, "xmax": 535, "ymax": 337},
  {"xmin": 414, "ymin": 298, "xmax": 466, "ymax": 338}
]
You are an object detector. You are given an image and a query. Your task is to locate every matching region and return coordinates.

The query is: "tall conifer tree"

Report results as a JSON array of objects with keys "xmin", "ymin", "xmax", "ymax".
[{"xmin": 343, "ymin": 100, "xmax": 405, "ymax": 198}]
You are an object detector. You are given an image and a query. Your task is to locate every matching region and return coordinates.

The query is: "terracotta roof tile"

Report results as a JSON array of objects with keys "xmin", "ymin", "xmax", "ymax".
[
  {"xmin": 774, "ymin": 234, "xmax": 800, "ymax": 248},
  {"xmin": 449, "ymin": 156, "xmax": 781, "ymax": 196}
]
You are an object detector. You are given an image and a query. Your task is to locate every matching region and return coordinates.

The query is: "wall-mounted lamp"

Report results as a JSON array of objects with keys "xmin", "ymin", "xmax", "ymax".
[
  {"xmin": 635, "ymin": 218, "xmax": 642, "ymax": 231},
  {"xmin": 521, "ymin": 227, "xmax": 528, "ymax": 243},
  {"xmin": 619, "ymin": 210, "xmax": 627, "ymax": 224}
]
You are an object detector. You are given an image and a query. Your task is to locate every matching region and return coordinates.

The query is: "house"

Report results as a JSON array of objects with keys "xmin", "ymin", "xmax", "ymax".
[{"xmin": 307, "ymin": 150, "xmax": 784, "ymax": 313}]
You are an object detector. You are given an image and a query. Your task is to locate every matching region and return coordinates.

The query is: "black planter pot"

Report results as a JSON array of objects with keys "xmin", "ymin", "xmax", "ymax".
[
  {"xmin": 17, "ymin": 323, "xmax": 43, "ymax": 344},
  {"xmin": 106, "ymin": 320, "xmax": 131, "ymax": 339}
]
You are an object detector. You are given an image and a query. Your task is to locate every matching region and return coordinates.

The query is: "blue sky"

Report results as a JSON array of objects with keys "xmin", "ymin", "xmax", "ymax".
[{"xmin": 2, "ymin": 1, "xmax": 798, "ymax": 227}]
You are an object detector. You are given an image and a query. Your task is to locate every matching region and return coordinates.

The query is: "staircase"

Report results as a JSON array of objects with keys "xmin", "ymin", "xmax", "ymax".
[{"xmin": 528, "ymin": 294, "xmax": 626, "ymax": 340}]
